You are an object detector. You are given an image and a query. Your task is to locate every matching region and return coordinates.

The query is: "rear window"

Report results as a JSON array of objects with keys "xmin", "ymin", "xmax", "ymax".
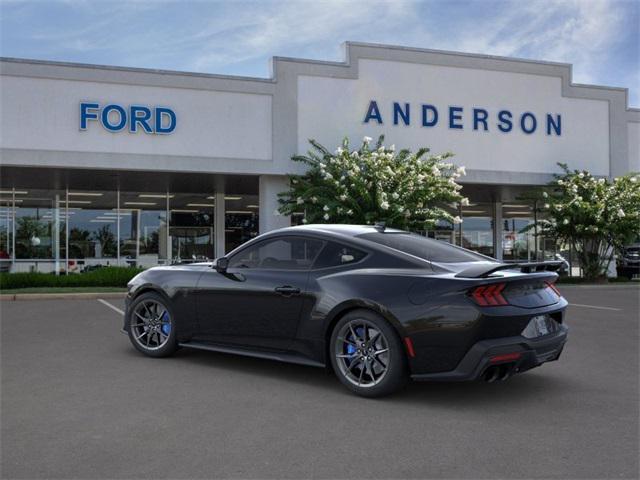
[
  {"xmin": 313, "ymin": 241, "xmax": 367, "ymax": 269},
  {"xmin": 357, "ymin": 232, "xmax": 489, "ymax": 263}
]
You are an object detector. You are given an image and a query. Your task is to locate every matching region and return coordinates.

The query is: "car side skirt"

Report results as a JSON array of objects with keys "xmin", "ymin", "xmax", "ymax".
[{"xmin": 178, "ymin": 341, "xmax": 326, "ymax": 368}]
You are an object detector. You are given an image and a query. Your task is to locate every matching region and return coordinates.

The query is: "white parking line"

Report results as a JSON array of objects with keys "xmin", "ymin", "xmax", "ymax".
[
  {"xmin": 97, "ymin": 299, "xmax": 125, "ymax": 315},
  {"xmin": 569, "ymin": 303, "xmax": 621, "ymax": 312}
]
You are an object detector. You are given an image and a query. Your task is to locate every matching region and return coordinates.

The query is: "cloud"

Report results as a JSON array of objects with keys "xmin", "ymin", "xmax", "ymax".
[{"xmin": 1, "ymin": 0, "xmax": 635, "ymax": 103}]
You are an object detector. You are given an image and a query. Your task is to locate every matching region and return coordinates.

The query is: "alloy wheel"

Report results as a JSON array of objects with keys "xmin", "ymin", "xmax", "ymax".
[
  {"xmin": 130, "ymin": 299, "xmax": 172, "ymax": 351},
  {"xmin": 334, "ymin": 319, "xmax": 390, "ymax": 388}
]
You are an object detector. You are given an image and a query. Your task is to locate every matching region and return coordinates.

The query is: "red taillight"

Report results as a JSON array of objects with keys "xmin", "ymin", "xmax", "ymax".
[
  {"xmin": 546, "ymin": 281, "xmax": 561, "ymax": 297},
  {"xmin": 490, "ymin": 352, "xmax": 522, "ymax": 364},
  {"xmin": 470, "ymin": 283, "xmax": 508, "ymax": 306}
]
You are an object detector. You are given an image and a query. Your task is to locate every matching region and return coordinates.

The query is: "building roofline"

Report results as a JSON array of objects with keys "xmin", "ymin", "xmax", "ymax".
[
  {"xmin": 1, "ymin": 40, "xmax": 637, "ymax": 110},
  {"xmin": 0, "ymin": 56, "xmax": 274, "ymax": 84}
]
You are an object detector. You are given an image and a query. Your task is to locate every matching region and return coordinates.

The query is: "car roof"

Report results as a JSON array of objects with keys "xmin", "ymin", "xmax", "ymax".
[{"xmin": 268, "ymin": 224, "xmax": 407, "ymax": 237}]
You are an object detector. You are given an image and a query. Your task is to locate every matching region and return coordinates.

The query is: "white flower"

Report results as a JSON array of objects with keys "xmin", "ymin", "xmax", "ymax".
[
  {"xmin": 578, "ymin": 172, "xmax": 584, "ymax": 178},
  {"xmin": 324, "ymin": 172, "xmax": 333, "ymax": 180},
  {"xmin": 311, "ymin": 196, "xmax": 318, "ymax": 204},
  {"xmin": 347, "ymin": 209, "xmax": 353, "ymax": 215},
  {"xmin": 557, "ymin": 179, "xmax": 564, "ymax": 185},
  {"xmin": 453, "ymin": 216, "xmax": 463, "ymax": 224},
  {"xmin": 563, "ymin": 218, "xmax": 569, "ymax": 225},
  {"xmin": 380, "ymin": 201, "xmax": 390, "ymax": 210},
  {"xmin": 296, "ymin": 197, "xmax": 304, "ymax": 205},
  {"xmin": 351, "ymin": 151, "xmax": 359, "ymax": 158},
  {"xmin": 302, "ymin": 218, "xmax": 308, "ymax": 224},
  {"xmin": 392, "ymin": 192, "xmax": 400, "ymax": 200},
  {"xmin": 456, "ymin": 166, "xmax": 467, "ymax": 176},
  {"xmin": 544, "ymin": 203, "xmax": 550, "ymax": 209},
  {"xmin": 618, "ymin": 208, "xmax": 626, "ymax": 217},
  {"xmin": 318, "ymin": 163, "xmax": 326, "ymax": 169},
  {"xmin": 542, "ymin": 191, "xmax": 548, "ymax": 198},
  {"xmin": 323, "ymin": 213, "xmax": 330, "ymax": 221},
  {"xmin": 631, "ymin": 176, "xmax": 638, "ymax": 183},
  {"xmin": 390, "ymin": 144, "xmax": 395, "ymax": 151},
  {"xmin": 363, "ymin": 136, "xmax": 372, "ymax": 144},
  {"xmin": 335, "ymin": 147, "xmax": 343, "ymax": 155},
  {"xmin": 323, "ymin": 205, "xmax": 330, "ymax": 212},
  {"xmin": 460, "ymin": 197, "xmax": 470, "ymax": 206},
  {"xmin": 339, "ymin": 194, "xmax": 347, "ymax": 201}
]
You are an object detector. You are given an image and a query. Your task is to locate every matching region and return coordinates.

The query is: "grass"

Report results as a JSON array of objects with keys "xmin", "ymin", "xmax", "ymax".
[{"xmin": 0, "ymin": 286, "xmax": 127, "ymax": 295}]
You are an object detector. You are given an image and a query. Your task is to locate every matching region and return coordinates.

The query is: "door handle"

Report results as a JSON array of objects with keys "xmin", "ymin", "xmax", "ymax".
[{"xmin": 275, "ymin": 285, "xmax": 301, "ymax": 296}]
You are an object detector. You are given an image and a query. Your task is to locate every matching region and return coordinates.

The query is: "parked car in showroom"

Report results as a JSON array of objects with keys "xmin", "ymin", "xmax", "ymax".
[
  {"xmin": 122, "ymin": 224, "xmax": 568, "ymax": 397},
  {"xmin": 617, "ymin": 243, "xmax": 640, "ymax": 280}
]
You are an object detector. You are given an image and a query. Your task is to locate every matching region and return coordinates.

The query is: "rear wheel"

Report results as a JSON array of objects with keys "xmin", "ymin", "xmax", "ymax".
[
  {"xmin": 127, "ymin": 292, "xmax": 178, "ymax": 358},
  {"xmin": 330, "ymin": 309, "xmax": 408, "ymax": 397}
]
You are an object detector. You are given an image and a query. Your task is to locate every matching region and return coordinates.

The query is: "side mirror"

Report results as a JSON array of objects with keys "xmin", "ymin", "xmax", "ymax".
[{"xmin": 214, "ymin": 257, "xmax": 229, "ymax": 273}]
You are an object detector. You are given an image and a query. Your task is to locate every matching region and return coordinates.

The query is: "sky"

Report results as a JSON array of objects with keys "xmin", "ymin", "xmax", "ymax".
[{"xmin": 1, "ymin": 0, "xmax": 638, "ymax": 106}]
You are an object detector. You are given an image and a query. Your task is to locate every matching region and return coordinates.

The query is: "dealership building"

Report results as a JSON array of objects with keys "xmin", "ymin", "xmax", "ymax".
[{"xmin": 0, "ymin": 42, "xmax": 638, "ymax": 272}]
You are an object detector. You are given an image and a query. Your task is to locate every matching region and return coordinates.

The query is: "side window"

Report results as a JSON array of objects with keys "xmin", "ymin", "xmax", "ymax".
[
  {"xmin": 228, "ymin": 236, "xmax": 324, "ymax": 270},
  {"xmin": 313, "ymin": 241, "xmax": 368, "ymax": 269}
]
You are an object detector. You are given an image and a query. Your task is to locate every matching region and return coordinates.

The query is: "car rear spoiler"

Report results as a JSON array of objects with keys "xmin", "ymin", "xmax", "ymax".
[{"xmin": 455, "ymin": 261, "xmax": 564, "ymax": 278}]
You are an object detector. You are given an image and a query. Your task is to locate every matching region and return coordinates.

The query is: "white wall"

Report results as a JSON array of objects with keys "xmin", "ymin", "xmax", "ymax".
[
  {"xmin": 0, "ymin": 76, "xmax": 272, "ymax": 161},
  {"xmin": 628, "ymin": 122, "xmax": 640, "ymax": 173},
  {"xmin": 298, "ymin": 59, "xmax": 611, "ymax": 177}
]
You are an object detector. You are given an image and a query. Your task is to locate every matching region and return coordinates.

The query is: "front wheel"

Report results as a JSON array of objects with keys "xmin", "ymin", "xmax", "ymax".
[
  {"xmin": 127, "ymin": 292, "xmax": 178, "ymax": 358},
  {"xmin": 330, "ymin": 309, "xmax": 408, "ymax": 397}
]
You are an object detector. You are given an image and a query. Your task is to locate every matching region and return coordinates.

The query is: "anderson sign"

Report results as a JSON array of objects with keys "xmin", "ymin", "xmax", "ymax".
[{"xmin": 363, "ymin": 100, "xmax": 562, "ymax": 136}]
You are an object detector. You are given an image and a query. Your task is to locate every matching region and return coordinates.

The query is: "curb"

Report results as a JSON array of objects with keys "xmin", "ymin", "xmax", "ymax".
[{"xmin": 0, "ymin": 292, "xmax": 127, "ymax": 301}]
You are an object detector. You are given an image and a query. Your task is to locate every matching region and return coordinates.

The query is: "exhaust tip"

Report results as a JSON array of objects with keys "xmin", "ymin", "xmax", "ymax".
[{"xmin": 484, "ymin": 366, "xmax": 500, "ymax": 383}]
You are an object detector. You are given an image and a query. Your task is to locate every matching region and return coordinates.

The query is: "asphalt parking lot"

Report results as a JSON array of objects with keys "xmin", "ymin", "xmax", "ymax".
[{"xmin": 1, "ymin": 286, "xmax": 639, "ymax": 479}]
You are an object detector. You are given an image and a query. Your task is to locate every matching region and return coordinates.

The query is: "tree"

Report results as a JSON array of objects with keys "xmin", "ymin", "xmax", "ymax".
[
  {"xmin": 92, "ymin": 225, "xmax": 117, "ymax": 257},
  {"xmin": 278, "ymin": 135, "xmax": 467, "ymax": 230},
  {"xmin": 538, "ymin": 163, "xmax": 640, "ymax": 280}
]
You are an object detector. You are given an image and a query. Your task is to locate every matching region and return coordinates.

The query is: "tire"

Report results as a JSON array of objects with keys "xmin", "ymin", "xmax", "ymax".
[
  {"xmin": 127, "ymin": 292, "xmax": 178, "ymax": 358},
  {"xmin": 330, "ymin": 309, "xmax": 408, "ymax": 397}
]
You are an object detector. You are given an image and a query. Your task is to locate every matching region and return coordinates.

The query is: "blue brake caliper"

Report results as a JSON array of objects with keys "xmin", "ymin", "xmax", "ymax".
[
  {"xmin": 161, "ymin": 311, "xmax": 171, "ymax": 336},
  {"xmin": 345, "ymin": 327, "xmax": 363, "ymax": 365}
]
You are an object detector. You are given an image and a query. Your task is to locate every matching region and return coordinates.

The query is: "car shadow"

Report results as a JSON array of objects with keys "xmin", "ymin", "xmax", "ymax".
[{"xmin": 120, "ymin": 344, "xmax": 575, "ymax": 406}]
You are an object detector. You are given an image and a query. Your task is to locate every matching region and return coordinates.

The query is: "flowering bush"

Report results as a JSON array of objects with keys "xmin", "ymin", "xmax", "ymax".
[
  {"xmin": 538, "ymin": 163, "xmax": 640, "ymax": 280},
  {"xmin": 278, "ymin": 135, "xmax": 467, "ymax": 230}
]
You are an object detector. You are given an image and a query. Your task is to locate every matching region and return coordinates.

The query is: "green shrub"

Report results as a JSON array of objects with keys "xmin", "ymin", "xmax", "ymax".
[{"xmin": 0, "ymin": 267, "xmax": 144, "ymax": 290}]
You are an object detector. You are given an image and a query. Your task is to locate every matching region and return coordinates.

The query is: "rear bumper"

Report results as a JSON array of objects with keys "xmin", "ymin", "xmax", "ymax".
[{"xmin": 411, "ymin": 324, "xmax": 568, "ymax": 382}]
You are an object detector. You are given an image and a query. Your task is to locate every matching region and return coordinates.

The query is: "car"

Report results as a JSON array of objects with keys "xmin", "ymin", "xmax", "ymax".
[
  {"xmin": 123, "ymin": 224, "xmax": 568, "ymax": 397},
  {"xmin": 616, "ymin": 243, "xmax": 640, "ymax": 280}
]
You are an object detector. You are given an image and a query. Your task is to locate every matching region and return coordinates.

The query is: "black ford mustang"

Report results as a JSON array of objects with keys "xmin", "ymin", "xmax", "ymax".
[{"xmin": 123, "ymin": 224, "xmax": 568, "ymax": 397}]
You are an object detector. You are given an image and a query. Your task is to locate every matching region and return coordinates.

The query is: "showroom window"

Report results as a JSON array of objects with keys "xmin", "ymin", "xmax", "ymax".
[
  {"xmin": 170, "ymin": 193, "xmax": 215, "ymax": 262},
  {"xmin": 66, "ymin": 190, "xmax": 118, "ymax": 271},
  {"xmin": 0, "ymin": 187, "xmax": 235, "ymax": 273},
  {"xmin": 502, "ymin": 202, "xmax": 534, "ymax": 262},
  {"xmin": 460, "ymin": 203, "xmax": 494, "ymax": 257},
  {"xmin": 119, "ymin": 192, "xmax": 170, "ymax": 268},
  {"xmin": 225, "ymin": 194, "xmax": 259, "ymax": 253}
]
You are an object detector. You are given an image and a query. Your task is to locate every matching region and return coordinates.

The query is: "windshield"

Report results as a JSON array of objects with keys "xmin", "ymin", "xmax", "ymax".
[{"xmin": 357, "ymin": 232, "xmax": 493, "ymax": 263}]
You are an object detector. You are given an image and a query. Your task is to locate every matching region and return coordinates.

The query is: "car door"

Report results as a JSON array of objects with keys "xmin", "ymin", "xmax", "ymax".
[{"xmin": 195, "ymin": 235, "xmax": 324, "ymax": 351}]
